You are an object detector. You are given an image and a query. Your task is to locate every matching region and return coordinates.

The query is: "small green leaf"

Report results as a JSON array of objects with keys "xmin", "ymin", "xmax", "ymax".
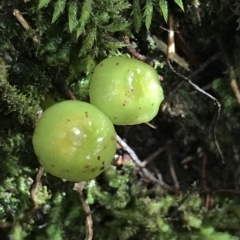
[
  {"xmin": 78, "ymin": 28, "xmax": 97, "ymax": 57},
  {"xmin": 159, "ymin": 0, "xmax": 168, "ymax": 22},
  {"xmin": 38, "ymin": 0, "xmax": 51, "ymax": 10},
  {"xmin": 68, "ymin": 1, "xmax": 78, "ymax": 32},
  {"xmin": 85, "ymin": 54, "xmax": 96, "ymax": 74},
  {"xmin": 52, "ymin": 0, "xmax": 67, "ymax": 24},
  {"xmin": 143, "ymin": 0, "xmax": 153, "ymax": 30},
  {"xmin": 104, "ymin": 19, "xmax": 130, "ymax": 33},
  {"xmin": 133, "ymin": 0, "xmax": 143, "ymax": 33},
  {"xmin": 76, "ymin": 0, "xmax": 93, "ymax": 39},
  {"xmin": 173, "ymin": 0, "xmax": 184, "ymax": 11}
]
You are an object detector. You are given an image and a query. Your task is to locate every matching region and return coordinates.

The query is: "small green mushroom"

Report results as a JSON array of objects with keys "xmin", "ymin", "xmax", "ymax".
[
  {"xmin": 32, "ymin": 100, "xmax": 116, "ymax": 182},
  {"xmin": 89, "ymin": 56, "xmax": 164, "ymax": 125}
]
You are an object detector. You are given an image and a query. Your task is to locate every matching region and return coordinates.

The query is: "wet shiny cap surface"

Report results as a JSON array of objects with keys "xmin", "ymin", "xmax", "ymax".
[{"xmin": 32, "ymin": 100, "xmax": 116, "ymax": 182}]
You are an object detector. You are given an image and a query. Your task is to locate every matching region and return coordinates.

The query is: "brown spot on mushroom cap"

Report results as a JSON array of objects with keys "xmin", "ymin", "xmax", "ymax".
[
  {"xmin": 85, "ymin": 111, "xmax": 89, "ymax": 118},
  {"xmin": 91, "ymin": 167, "xmax": 98, "ymax": 172},
  {"xmin": 97, "ymin": 156, "xmax": 101, "ymax": 160},
  {"xmin": 84, "ymin": 164, "xmax": 91, "ymax": 169},
  {"xmin": 111, "ymin": 136, "xmax": 116, "ymax": 141}
]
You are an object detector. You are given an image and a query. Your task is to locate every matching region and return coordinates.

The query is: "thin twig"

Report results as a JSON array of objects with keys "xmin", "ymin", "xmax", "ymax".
[
  {"xmin": 153, "ymin": 35, "xmax": 190, "ymax": 71},
  {"xmin": 217, "ymin": 37, "xmax": 240, "ymax": 105},
  {"xmin": 159, "ymin": 25, "xmax": 180, "ymax": 33},
  {"xmin": 181, "ymin": 156, "xmax": 193, "ymax": 165},
  {"xmin": 54, "ymin": 70, "xmax": 77, "ymax": 100},
  {"xmin": 116, "ymin": 135, "xmax": 145, "ymax": 168},
  {"xmin": 201, "ymin": 154, "xmax": 212, "ymax": 208},
  {"xmin": 30, "ymin": 167, "xmax": 44, "ymax": 205},
  {"xmin": 13, "ymin": 9, "xmax": 30, "ymax": 30},
  {"xmin": 13, "ymin": 9, "xmax": 39, "ymax": 44},
  {"xmin": 144, "ymin": 122, "xmax": 157, "ymax": 129},
  {"xmin": 201, "ymin": 155, "xmax": 207, "ymax": 192},
  {"xmin": 172, "ymin": 50, "xmax": 226, "ymax": 93},
  {"xmin": 103, "ymin": 34, "xmax": 150, "ymax": 63},
  {"xmin": 116, "ymin": 134, "xmax": 174, "ymax": 191},
  {"xmin": 101, "ymin": 33, "xmax": 120, "ymax": 43},
  {"xmin": 73, "ymin": 182, "xmax": 93, "ymax": 240},
  {"xmin": 123, "ymin": 36, "xmax": 146, "ymax": 61},
  {"xmin": 25, "ymin": 167, "xmax": 44, "ymax": 221},
  {"xmin": 142, "ymin": 147, "xmax": 165, "ymax": 167},
  {"xmin": 166, "ymin": 150, "xmax": 179, "ymax": 191},
  {"xmin": 167, "ymin": 15, "xmax": 175, "ymax": 59},
  {"xmin": 229, "ymin": 66, "xmax": 240, "ymax": 105},
  {"xmin": 192, "ymin": 0, "xmax": 202, "ymax": 25},
  {"xmin": 166, "ymin": 59, "xmax": 224, "ymax": 163}
]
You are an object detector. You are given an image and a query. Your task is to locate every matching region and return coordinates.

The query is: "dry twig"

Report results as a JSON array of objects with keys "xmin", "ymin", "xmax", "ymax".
[
  {"xmin": 73, "ymin": 182, "xmax": 93, "ymax": 240},
  {"xmin": 123, "ymin": 36, "xmax": 147, "ymax": 61},
  {"xmin": 13, "ymin": 9, "xmax": 30, "ymax": 30},
  {"xmin": 229, "ymin": 66, "xmax": 240, "ymax": 105},
  {"xmin": 172, "ymin": 50, "xmax": 226, "ymax": 93},
  {"xmin": 142, "ymin": 147, "xmax": 165, "ymax": 167},
  {"xmin": 167, "ymin": 60, "xmax": 224, "ymax": 163},
  {"xmin": 166, "ymin": 150, "xmax": 179, "ymax": 191},
  {"xmin": 144, "ymin": 122, "xmax": 157, "ymax": 129},
  {"xmin": 192, "ymin": 0, "xmax": 202, "ymax": 25},
  {"xmin": 152, "ymin": 35, "xmax": 190, "ymax": 71},
  {"xmin": 167, "ymin": 15, "xmax": 175, "ymax": 59},
  {"xmin": 30, "ymin": 167, "xmax": 44, "ymax": 205},
  {"xmin": 117, "ymin": 134, "xmax": 174, "ymax": 191},
  {"xmin": 53, "ymin": 70, "xmax": 77, "ymax": 100},
  {"xmin": 13, "ymin": 9, "xmax": 39, "ymax": 44},
  {"xmin": 201, "ymin": 155, "xmax": 213, "ymax": 208}
]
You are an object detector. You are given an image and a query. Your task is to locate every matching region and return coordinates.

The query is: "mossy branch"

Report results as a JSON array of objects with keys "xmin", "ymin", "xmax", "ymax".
[{"xmin": 0, "ymin": 59, "xmax": 39, "ymax": 125}]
